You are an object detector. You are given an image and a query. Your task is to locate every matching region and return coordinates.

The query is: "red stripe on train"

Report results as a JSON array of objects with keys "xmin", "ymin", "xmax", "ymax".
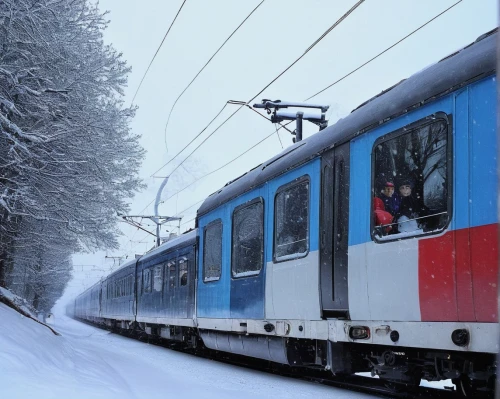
[{"xmin": 418, "ymin": 224, "xmax": 498, "ymax": 322}]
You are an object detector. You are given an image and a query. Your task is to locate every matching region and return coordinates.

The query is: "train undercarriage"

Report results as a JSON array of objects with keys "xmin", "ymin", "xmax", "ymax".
[{"xmin": 83, "ymin": 317, "xmax": 496, "ymax": 398}]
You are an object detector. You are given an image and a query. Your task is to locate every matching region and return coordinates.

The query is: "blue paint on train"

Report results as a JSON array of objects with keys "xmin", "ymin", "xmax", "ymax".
[
  {"xmin": 197, "ymin": 158, "xmax": 321, "ymax": 319},
  {"xmin": 197, "ymin": 205, "xmax": 232, "ymax": 318},
  {"xmin": 349, "ymin": 75, "xmax": 497, "ymax": 246},
  {"xmin": 228, "ymin": 187, "xmax": 267, "ymax": 319},
  {"xmin": 136, "ymin": 240, "xmax": 196, "ymax": 319},
  {"xmin": 469, "ymin": 78, "xmax": 497, "ymax": 228},
  {"xmin": 453, "ymin": 88, "xmax": 470, "ymax": 231},
  {"xmin": 265, "ymin": 159, "xmax": 321, "ymax": 259},
  {"xmin": 349, "ymin": 95, "xmax": 453, "ymax": 246}
]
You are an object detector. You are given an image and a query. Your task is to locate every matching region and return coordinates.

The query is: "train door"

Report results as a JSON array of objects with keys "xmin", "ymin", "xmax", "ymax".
[
  {"xmin": 320, "ymin": 144, "xmax": 349, "ymax": 316},
  {"xmin": 463, "ymin": 79, "xmax": 497, "ymax": 322},
  {"xmin": 164, "ymin": 258, "xmax": 176, "ymax": 317},
  {"xmin": 265, "ymin": 162, "xmax": 321, "ymax": 320},
  {"xmin": 176, "ymin": 253, "xmax": 193, "ymax": 319}
]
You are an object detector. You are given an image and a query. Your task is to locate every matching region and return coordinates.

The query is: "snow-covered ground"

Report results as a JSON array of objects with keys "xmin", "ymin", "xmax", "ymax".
[{"xmin": 0, "ymin": 302, "xmax": 380, "ymax": 399}]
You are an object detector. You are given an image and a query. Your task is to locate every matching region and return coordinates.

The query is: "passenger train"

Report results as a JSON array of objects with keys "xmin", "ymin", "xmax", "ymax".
[{"xmin": 72, "ymin": 29, "xmax": 498, "ymax": 396}]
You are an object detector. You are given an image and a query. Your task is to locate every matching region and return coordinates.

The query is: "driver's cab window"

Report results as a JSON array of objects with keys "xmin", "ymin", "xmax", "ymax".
[{"xmin": 372, "ymin": 115, "xmax": 451, "ymax": 241}]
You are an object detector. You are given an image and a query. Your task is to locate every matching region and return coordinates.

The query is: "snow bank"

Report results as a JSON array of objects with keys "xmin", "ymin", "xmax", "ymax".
[
  {"xmin": 0, "ymin": 286, "xmax": 37, "ymax": 317},
  {"xmin": 0, "ymin": 303, "xmax": 373, "ymax": 398}
]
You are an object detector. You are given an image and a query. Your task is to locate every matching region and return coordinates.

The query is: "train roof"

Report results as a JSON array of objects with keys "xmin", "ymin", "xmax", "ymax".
[
  {"xmin": 198, "ymin": 29, "xmax": 496, "ymax": 218},
  {"xmin": 138, "ymin": 229, "xmax": 197, "ymax": 264}
]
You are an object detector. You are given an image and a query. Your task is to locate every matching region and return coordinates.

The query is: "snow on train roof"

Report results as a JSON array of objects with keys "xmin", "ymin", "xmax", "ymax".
[
  {"xmin": 138, "ymin": 229, "xmax": 197, "ymax": 263},
  {"xmin": 198, "ymin": 29, "xmax": 496, "ymax": 217}
]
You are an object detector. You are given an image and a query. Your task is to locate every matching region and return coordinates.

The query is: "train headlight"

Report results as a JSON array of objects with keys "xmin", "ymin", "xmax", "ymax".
[{"xmin": 349, "ymin": 326, "xmax": 370, "ymax": 340}]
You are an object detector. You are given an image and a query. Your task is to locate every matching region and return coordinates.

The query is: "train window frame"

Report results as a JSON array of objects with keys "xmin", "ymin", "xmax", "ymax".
[
  {"xmin": 164, "ymin": 261, "xmax": 175, "ymax": 290},
  {"xmin": 370, "ymin": 112, "xmax": 453, "ymax": 243},
  {"xmin": 153, "ymin": 264, "xmax": 163, "ymax": 292},
  {"xmin": 178, "ymin": 257, "xmax": 188, "ymax": 286},
  {"xmin": 169, "ymin": 262, "xmax": 176, "ymax": 289},
  {"xmin": 273, "ymin": 175, "xmax": 310, "ymax": 263},
  {"xmin": 203, "ymin": 218, "xmax": 223, "ymax": 283},
  {"xmin": 231, "ymin": 197, "xmax": 264, "ymax": 279},
  {"xmin": 143, "ymin": 268, "xmax": 152, "ymax": 293}
]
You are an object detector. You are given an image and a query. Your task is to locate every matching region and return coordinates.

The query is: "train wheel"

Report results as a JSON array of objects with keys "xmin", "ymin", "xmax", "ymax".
[{"xmin": 452, "ymin": 376, "xmax": 475, "ymax": 398}]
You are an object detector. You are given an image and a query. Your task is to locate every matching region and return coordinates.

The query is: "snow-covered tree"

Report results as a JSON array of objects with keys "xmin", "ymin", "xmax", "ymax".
[{"xmin": 0, "ymin": 0, "xmax": 144, "ymax": 306}]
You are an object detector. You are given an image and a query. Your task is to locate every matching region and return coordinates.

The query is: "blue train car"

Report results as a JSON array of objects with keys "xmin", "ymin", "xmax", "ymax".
[
  {"xmin": 100, "ymin": 260, "xmax": 136, "ymax": 328},
  {"xmin": 74, "ymin": 281, "xmax": 101, "ymax": 323},
  {"xmin": 195, "ymin": 29, "xmax": 498, "ymax": 389},
  {"xmin": 72, "ymin": 29, "xmax": 498, "ymax": 395},
  {"xmin": 136, "ymin": 230, "xmax": 197, "ymax": 337}
]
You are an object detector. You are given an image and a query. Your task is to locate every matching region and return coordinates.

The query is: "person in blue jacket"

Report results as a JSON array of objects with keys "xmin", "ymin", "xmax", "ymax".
[{"xmin": 378, "ymin": 181, "xmax": 401, "ymax": 217}]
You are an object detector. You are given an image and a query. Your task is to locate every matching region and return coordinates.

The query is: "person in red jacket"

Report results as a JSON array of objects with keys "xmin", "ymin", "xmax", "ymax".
[{"xmin": 374, "ymin": 196, "xmax": 393, "ymax": 234}]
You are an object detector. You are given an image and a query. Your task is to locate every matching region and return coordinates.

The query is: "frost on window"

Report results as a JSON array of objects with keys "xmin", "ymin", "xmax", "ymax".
[
  {"xmin": 232, "ymin": 200, "xmax": 264, "ymax": 277},
  {"xmin": 373, "ymin": 118, "xmax": 449, "ymax": 240},
  {"xmin": 143, "ymin": 269, "xmax": 152, "ymax": 293},
  {"xmin": 204, "ymin": 220, "xmax": 222, "ymax": 282},
  {"xmin": 153, "ymin": 265, "xmax": 162, "ymax": 292},
  {"xmin": 179, "ymin": 258, "xmax": 188, "ymax": 286},
  {"xmin": 274, "ymin": 178, "xmax": 309, "ymax": 260}
]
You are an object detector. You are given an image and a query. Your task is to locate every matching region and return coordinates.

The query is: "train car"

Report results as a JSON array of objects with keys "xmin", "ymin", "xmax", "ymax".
[
  {"xmin": 100, "ymin": 260, "xmax": 136, "ymax": 328},
  {"xmin": 194, "ymin": 29, "xmax": 498, "ymax": 393},
  {"xmin": 72, "ymin": 29, "xmax": 498, "ymax": 397},
  {"xmin": 74, "ymin": 281, "xmax": 101, "ymax": 323},
  {"xmin": 135, "ymin": 230, "xmax": 197, "ymax": 343}
]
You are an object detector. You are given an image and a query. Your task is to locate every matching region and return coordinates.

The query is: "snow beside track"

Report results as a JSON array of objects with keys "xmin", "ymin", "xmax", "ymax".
[{"xmin": 0, "ymin": 302, "xmax": 376, "ymax": 398}]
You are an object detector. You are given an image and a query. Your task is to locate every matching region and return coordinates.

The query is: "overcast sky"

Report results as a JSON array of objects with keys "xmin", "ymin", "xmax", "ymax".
[{"xmin": 66, "ymin": 0, "xmax": 497, "ymax": 297}]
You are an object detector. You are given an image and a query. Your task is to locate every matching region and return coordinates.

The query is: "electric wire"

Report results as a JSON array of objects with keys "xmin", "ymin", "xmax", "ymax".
[
  {"xmin": 164, "ymin": 0, "xmax": 266, "ymax": 149},
  {"xmin": 160, "ymin": 121, "xmax": 293, "ymax": 204},
  {"xmin": 155, "ymin": 1, "xmax": 462, "ymax": 227},
  {"xmin": 151, "ymin": 100, "xmax": 292, "ymax": 180},
  {"xmin": 152, "ymin": 0, "xmax": 365, "ymax": 178},
  {"xmin": 131, "ymin": 0, "xmax": 187, "ymax": 105},
  {"xmin": 304, "ymin": 0, "xmax": 463, "ymax": 101},
  {"xmin": 151, "ymin": 102, "xmax": 228, "ymax": 177},
  {"xmin": 128, "ymin": 0, "xmax": 460, "ymax": 246}
]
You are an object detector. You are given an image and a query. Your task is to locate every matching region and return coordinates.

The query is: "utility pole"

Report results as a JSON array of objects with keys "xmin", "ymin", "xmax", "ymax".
[{"xmin": 121, "ymin": 176, "xmax": 182, "ymax": 247}]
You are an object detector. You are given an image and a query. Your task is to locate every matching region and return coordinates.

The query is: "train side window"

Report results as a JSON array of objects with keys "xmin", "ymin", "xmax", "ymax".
[
  {"xmin": 372, "ymin": 115, "xmax": 450, "ymax": 241},
  {"xmin": 143, "ymin": 268, "xmax": 152, "ymax": 293},
  {"xmin": 231, "ymin": 198, "xmax": 264, "ymax": 277},
  {"xmin": 153, "ymin": 265, "xmax": 163, "ymax": 292},
  {"xmin": 169, "ymin": 262, "xmax": 176, "ymax": 289},
  {"xmin": 203, "ymin": 219, "xmax": 223, "ymax": 282},
  {"xmin": 179, "ymin": 258, "xmax": 188, "ymax": 286},
  {"xmin": 274, "ymin": 176, "xmax": 310, "ymax": 261}
]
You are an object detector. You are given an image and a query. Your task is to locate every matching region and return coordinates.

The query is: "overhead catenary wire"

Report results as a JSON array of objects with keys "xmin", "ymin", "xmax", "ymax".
[
  {"xmin": 153, "ymin": 0, "xmax": 366, "ymax": 178},
  {"xmin": 132, "ymin": 0, "xmax": 462, "ymax": 244},
  {"xmin": 156, "ymin": 1, "xmax": 463, "ymax": 225},
  {"xmin": 130, "ymin": 0, "xmax": 188, "ymax": 105},
  {"xmin": 151, "ymin": 102, "xmax": 229, "ymax": 178},
  {"xmin": 152, "ymin": 101, "xmax": 292, "ymax": 179},
  {"xmin": 304, "ymin": 0, "xmax": 463, "ymax": 101},
  {"xmin": 163, "ymin": 0, "xmax": 266, "ymax": 150},
  {"xmin": 161, "ymin": 121, "xmax": 293, "ymax": 204}
]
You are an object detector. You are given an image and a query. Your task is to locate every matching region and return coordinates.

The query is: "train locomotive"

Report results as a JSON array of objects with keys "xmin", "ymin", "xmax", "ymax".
[{"xmin": 73, "ymin": 29, "xmax": 498, "ymax": 396}]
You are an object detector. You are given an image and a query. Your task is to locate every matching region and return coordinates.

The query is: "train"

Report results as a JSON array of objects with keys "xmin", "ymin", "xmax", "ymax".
[{"xmin": 71, "ymin": 29, "xmax": 498, "ymax": 397}]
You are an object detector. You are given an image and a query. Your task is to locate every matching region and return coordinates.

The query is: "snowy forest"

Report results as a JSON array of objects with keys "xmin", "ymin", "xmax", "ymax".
[{"xmin": 0, "ymin": 0, "xmax": 144, "ymax": 312}]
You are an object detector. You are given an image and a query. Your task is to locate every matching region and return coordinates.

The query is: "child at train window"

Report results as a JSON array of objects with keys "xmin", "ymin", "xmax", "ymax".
[
  {"xmin": 378, "ymin": 181, "xmax": 401, "ymax": 217},
  {"xmin": 373, "ymin": 196, "xmax": 393, "ymax": 235},
  {"xmin": 395, "ymin": 179, "xmax": 431, "ymax": 233}
]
